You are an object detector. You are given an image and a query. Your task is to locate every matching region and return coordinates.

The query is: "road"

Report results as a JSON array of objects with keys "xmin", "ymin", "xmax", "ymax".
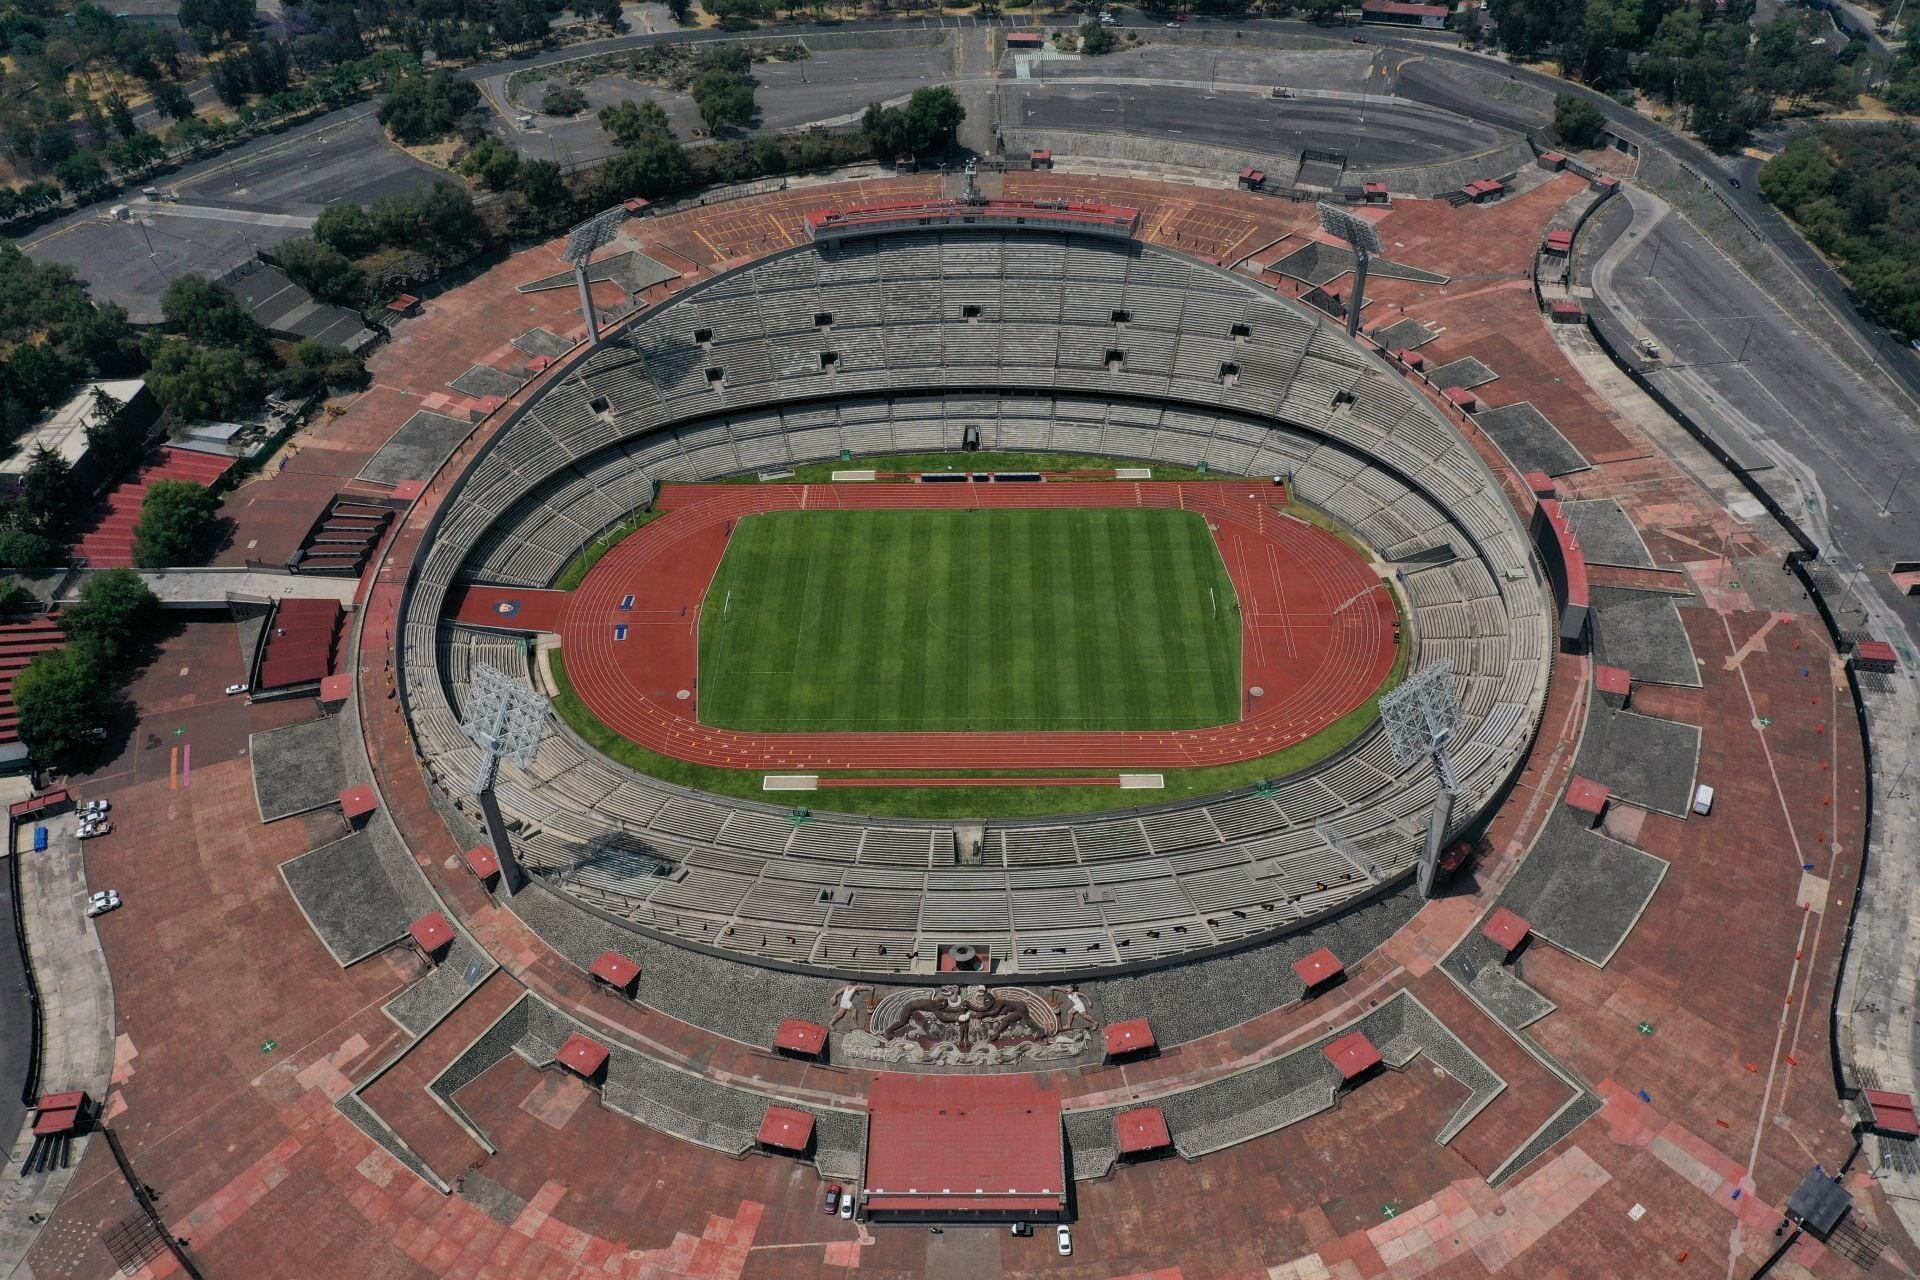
[{"xmin": 1588, "ymin": 185, "xmax": 1920, "ymax": 633}]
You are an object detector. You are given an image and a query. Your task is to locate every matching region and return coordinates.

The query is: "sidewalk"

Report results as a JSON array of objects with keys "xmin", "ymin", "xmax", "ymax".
[{"xmin": 0, "ymin": 812, "xmax": 116, "ymax": 1278}]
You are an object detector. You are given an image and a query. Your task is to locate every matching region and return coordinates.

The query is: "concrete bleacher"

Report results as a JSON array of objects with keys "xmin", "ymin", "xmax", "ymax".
[
  {"xmin": 398, "ymin": 229, "xmax": 1552, "ymax": 982},
  {"xmin": 251, "ymin": 715, "xmax": 351, "ymax": 821},
  {"xmin": 1071, "ymin": 991, "xmax": 1504, "ymax": 1163}
]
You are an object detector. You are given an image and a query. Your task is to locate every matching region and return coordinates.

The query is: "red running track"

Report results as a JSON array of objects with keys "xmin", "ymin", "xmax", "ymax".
[{"xmin": 461, "ymin": 481, "xmax": 1400, "ymax": 770}]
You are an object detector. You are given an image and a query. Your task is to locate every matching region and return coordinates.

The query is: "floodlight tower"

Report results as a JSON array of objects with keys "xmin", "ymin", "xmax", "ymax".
[
  {"xmin": 563, "ymin": 205, "xmax": 629, "ymax": 346},
  {"xmin": 460, "ymin": 663, "xmax": 548, "ymax": 893},
  {"xmin": 1316, "ymin": 200, "xmax": 1382, "ymax": 340},
  {"xmin": 1379, "ymin": 660, "xmax": 1463, "ymax": 898}
]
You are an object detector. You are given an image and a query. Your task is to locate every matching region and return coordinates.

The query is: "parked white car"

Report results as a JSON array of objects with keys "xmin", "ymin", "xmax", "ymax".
[
  {"xmin": 82, "ymin": 799, "xmax": 109, "ymax": 815},
  {"xmin": 86, "ymin": 890, "xmax": 120, "ymax": 917},
  {"xmin": 225, "ymin": 683, "xmax": 249, "ymax": 696},
  {"xmin": 77, "ymin": 823, "xmax": 110, "ymax": 839},
  {"xmin": 1057, "ymin": 1225, "xmax": 1072, "ymax": 1255}
]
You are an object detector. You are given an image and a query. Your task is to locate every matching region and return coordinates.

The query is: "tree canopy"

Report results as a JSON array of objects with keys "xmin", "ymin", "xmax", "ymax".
[
  {"xmin": 378, "ymin": 69, "xmax": 480, "ymax": 144},
  {"xmin": 132, "ymin": 479, "xmax": 221, "ymax": 567},
  {"xmin": 862, "ymin": 86, "xmax": 965, "ymax": 161},
  {"xmin": 1761, "ymin": 127, "xmax": 1920, "ymax": 339},
  {"xmin": 14, "ymin": 645, "xmax": 111, "ymax": 773}
]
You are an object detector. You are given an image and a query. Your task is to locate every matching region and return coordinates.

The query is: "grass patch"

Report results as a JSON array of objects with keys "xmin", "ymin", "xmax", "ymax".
[
  {"xmin": 547, "ymin": 604, "xmax": 1407, "ymax": 821},
  {"xmin": 717, "ymin": 451, "xmax": 1246, "ymax": 484},
  {"xmin": 698, "ymin": 507, "xmax": 1241, "ymax": 733},
  {"xmin": 552, "ymin": 509, "xmax": 662, "ymax": 592}
]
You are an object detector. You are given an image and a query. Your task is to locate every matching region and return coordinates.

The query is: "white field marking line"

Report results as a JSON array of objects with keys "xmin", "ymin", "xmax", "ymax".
[
  {"xmin": 1267, "ymin": 540, "xmax": 1298, "ymax": 660},
  {"xmin": 1717, "ymin": 608, "xmax": 1813, "ymax": 1273},
  {"xmin": 1233, "ymin": 539, "xmax": 1269, "ymax": 671}
]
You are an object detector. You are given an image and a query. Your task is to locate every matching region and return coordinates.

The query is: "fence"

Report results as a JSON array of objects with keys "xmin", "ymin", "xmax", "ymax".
[{"xmin": 6, "ymin": 817, "xmax": 41, "ymax": 1108}]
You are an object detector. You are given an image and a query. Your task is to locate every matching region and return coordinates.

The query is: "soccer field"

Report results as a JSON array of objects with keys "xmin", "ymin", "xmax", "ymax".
[{"xmin": 697, "ymin": 507, "xmax": 1242, "ymax": 732}]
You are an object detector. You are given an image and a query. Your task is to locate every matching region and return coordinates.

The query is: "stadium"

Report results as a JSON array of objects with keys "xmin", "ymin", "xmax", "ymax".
[{"xmin": 8, "ymin": 46, "xmax": 1910, "ymax": 1280}]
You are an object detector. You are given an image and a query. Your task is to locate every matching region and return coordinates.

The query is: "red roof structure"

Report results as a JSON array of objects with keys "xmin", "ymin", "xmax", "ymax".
[
  {"xmin": 1323, "ymin": 1031, "xmax": 1383, "ymax": 1080},
  {"xmin": 758, "ymin": 1105, "xmax": 815, "ymax": 1152},
  {"xmin": 1524, "ymin": 470, "xmax": 1556, "ymax": 497},
  {"xmin": 462, "ymin": 844, "xmax": 501, "ymax": 881},
  {"xmin": 623, "ymin": 197, "xmax": 651, "ymax": 215},
  {"xmin": 1856, "ymin": 640, "xmax": 1899, "ymax": 668},
  {"xmin": 590, "ymin": 950, "xmax": 641, "ymax": 992},
  {"xmin": 1006, "ymin": 30, "xmax": 1043, "ymax": 46},
  {"xmin": 8, "ymin": 788, "xmax": 69, "ymax": 820},
  {"xmin": 1550, "ymin": 299, "xmax": 1585, "ymax": 322},
  {"xmin": 318, "ymin": 674, "xmax": 352, "ymax": 705},
  {"xmin": 1867, "ymin": 1090, "xmax": 1920, "ymax": 1137},
  {"xmin": 32, "ymin": 1090, "xmax": 89, "ymax": 1136},
  {"xmin": 338, "ymin": 784, "xmax": 377, "ymax": 820},
  {"xmin": 408, "ymin": 910, "xmax": 453, "ymax": 956},
  {"xmin": 774, "ymin": 1018, "xmax": 828, "ymax": 1058},
  {"xmin": 1239, "ymin": 166, "xmax": 1266, "ymax": 184},
  {"xmin": 557, "ymin": 1033, "xmax": 609, "ymax": 1080},
  {"xmin": 1538, "ymin": 150, "xmax": 1567, "ymax": 166},
  {"xmin": 1482, "ymin": 907, "xmax": 1532, "ymax": 954},
  {"xmin": 1361, "ymin": 0, "xmax": 1450, "ymax": 15},
  {"xmin": 1463, "ymin": 178, "xmax": 1507, "ymax": 199},
  {"xmin": 1565, "ymin": 776, "xmax": 1610, "ymax": 816},
  {"xmin": 864, "ymin": 1074, "xmax": 1066, "ymax": 1219},
  {"xmin": 1293, "ymin": 947, "xmax": 1345, "ymax": 988},
  {"xmin": 1115, "ymin": 1107, "xmax": 1172, "ymax": 1155},
  {"xmin": 1029, "ymin": 148, "xmax": 1052, "ymax": 165},
  {"xmin": 1443, "ymin": 386, "xmax": 1478, "ymax": 411},
  {"xmin": 1363, "ymin": 181, "xmax": 1389, "ymax": 196},
  {"xmin": 806, "ymin": 199, "xmax": 1139, "ymax": 243},
  {"xmin": 1594, "ymin": 665, "xmax": 1632, "ymax": 697},
  {"xmin": 1104, "ymin": 1018, "xmax": 1156, "ymax": 1059},
  {"xmin": 1545, "ymin": 228, "xmax": 1574, "ymax": 253},
  {"xmin": 1395, "ymin": 349, "xmax": 1425, "ymax": 370}
]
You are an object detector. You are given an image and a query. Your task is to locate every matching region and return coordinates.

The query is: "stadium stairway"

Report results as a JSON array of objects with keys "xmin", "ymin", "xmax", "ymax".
[{"xmin": 70, "ymin": 447, "xmax": 235, "ymax": 568}]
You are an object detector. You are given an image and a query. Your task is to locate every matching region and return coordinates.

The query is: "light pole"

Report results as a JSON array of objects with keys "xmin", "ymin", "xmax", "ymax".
[
  {"xmin": 1379, "ymin": 660, "xmax": 1463, "ymax": 899},
  {"xmin": 1317, "ymin": 200, "xmax": 1382, "ymax": 340},
  {"xmin": 563, "ymin": 205, "xmax": 628, "ymax": 345}
]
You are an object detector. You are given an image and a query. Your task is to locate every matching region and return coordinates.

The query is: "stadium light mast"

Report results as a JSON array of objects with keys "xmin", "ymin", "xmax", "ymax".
[
  {"xmin": 563, "ymin": 205, "xmax": 628, "ymax": 346},
  {"xmin": 1316, "ymin": 200, "xmax": 1382, "ymax": 340},
  {"xmin": 1379, "ymin": 660, "xmax": 1463, "ymax": 899},
  {"xmin": 460, "ymin": 663, "xmax": 548, "ymax": 894}
]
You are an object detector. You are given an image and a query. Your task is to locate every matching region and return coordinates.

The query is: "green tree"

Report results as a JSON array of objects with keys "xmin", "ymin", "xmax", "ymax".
[
  {"xmin": 512, "ymin": 157, "xmax": 566, "ymax": 208},
  {"xmin": 160, "ymin": 276, "xmax": 269, "ymax": 352},
  {"xmin": 58, "ymin": 566, "xmax": 158, "ymax": 672},
  {"xmin": 666, "ymin": 0, "xmax": 692, "ymax": 22},
  {"xmin": 151, "ymin": 79, "xmax": 194, "ymax": 121},
  {"xmin": 145, "ymin": 342, "xmax": 266, "ymax": 420},
  {"xmin": 180, "ymin": 0, "xmax": 255, "ymax": 42},
  {"xmin": 690, "ymin": 69, "xmax": 755, "ymax": 130},
  {"xmin": 457, "ymin": 135, "xmax": 521, "ymax": 189},
  {"xmin": 0, "ymin": 527, "xmax": 58, "ymax": 568},
  {"xmin": 600, "ymin": 134, "xmax": 693, "ymax": 199},
  {"xmin": 314, "ymin": 202, "xmax": 376, "ymax": 255},
  {"xmin": 598, "ymin": 98, "xmax": 671, "ymax": 146},
  {"xmin": 14, "ymin": 646, "xmax": 110, "ymax": 771},
  {"xmin": 52, "ymin": 150, "xmax": 108, "ymax": 197},
  {"xmin": 378, "ymin": 69, "xmax": 479, "ymax": 144},
  {"xmin": 1551, "ymin": 94, "xmax": 1607, "ymax": 149},
  {"xmin": 131, "ymin": 478, "xmax": 220, "ymax": 567},
  {"xmin": 19, "ymin": 446, "xmax": 77, "ymax": 540},
  {"xmin": 273, "ymin": 238, "xmax": 368, "ymax": 306},
  {"xmin": 1078, "ymin": 19, "xmax": 1116, "ymax": 54},
  {"xmin": 541, "ymin": 84, "xmax": 589, "ymax": 117}
]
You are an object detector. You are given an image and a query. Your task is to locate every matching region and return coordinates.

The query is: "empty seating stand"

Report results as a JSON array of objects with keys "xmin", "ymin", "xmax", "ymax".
[{"xmin": 395, "ymin": 229, "xmax": 1552, "ymax": 980}]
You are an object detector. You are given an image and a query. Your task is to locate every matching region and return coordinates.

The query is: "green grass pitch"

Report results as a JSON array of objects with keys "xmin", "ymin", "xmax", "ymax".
[{"xmin": 697, "ymin": 507, "xmax": 1243, "ymax": 733}]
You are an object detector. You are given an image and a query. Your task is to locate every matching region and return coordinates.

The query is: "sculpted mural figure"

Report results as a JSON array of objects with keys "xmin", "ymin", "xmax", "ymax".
[{"xmin": 837, "ymin": 984, "xmax": 1093, "ymax": 1066}]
